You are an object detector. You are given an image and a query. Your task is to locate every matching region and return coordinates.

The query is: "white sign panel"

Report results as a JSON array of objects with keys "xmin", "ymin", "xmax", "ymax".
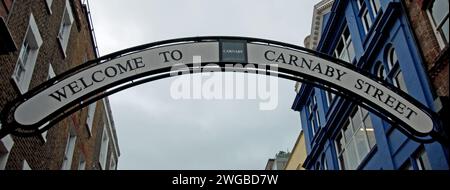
[
  {"xmin": 14, "ymin": 42, "xmax": 220, "ymax": 126},
  {"xmin": 9, "ymin": 40, "xmax": 434, "ymax": 136},
  {"xmin": 247, "ymin": 43, "xmax": 433, "ymax": 134}
]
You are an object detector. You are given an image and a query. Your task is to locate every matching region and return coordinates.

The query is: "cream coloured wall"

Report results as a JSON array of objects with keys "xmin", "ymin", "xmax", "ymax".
[{"xmin": 285, "ymin": 131, "xmax": 307, "ymax": 170}]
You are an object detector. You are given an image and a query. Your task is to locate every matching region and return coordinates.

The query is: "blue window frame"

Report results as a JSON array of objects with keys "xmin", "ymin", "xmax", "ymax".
[
  {"xmin": 333, "ymin": 26, "xmax": 355, "ymax": 63},
  {"xmin": 307, "ymin": 95, "xmax": 321, "ymax": 138},
  {"xmin": 334, "ymin": 106, "xmax": 376, "ymax": 170}
]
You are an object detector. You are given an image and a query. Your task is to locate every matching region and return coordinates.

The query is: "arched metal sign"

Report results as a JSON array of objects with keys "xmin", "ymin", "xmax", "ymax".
[{"xmin": 0, "ymin": 36, "xmax": 442, "ymax": 141}]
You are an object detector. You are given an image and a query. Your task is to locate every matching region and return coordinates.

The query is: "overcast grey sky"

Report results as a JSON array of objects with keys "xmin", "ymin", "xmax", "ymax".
[{"xmin": 88, "ymin": 0, "xmax": 320, "ymax": 170}]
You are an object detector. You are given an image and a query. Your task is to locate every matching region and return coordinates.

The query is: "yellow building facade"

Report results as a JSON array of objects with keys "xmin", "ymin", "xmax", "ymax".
[{"xmin": 285, "ymin": 131, "xmax": 307, "ymax": 170}]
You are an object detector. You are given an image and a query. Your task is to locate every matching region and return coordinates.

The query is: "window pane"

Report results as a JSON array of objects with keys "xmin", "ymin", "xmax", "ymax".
[
  {"xmin": 15, "ymin": 64, "xmax": 25, "ymax": 81},
  {"xmin": 58, "ymin": 27, "xmax": 64, "ymax": 40},
  {"xmin": 62, "ymin": 132, "xmax": 76, "ymax": 170},
  {"xmin": 394, "ymin": 71, "xmax": 408, "ymax": 92},
  {"xmin": 337, "ymin": 133, "xmax": 346, "ymax": 153},
  {"xmin": 344, "ymin": 123, "xmax": 353, "ymax": 142},
  {"xmin": 110, "ymin": 158, "xmax": 116, "ymax": 170},
  {"xmin": 340, "ymin": 50, "xmax": 350, "ymax": 62},
  {"xmin": 387, "ymin": 47, "xmax": 397, "ymax": 71},
  {"xmin": 363, "ymin": 10, "xmax": 373, "ymax": 33},
  {"xmin": 310, "ymin": 116, "xmax": 316, "ymax": 135},
  {"xmin": 23, "ymin": 48, "xmax": 32, "ymax": 66},
  {"xmin": 336, "ymin": 40, "xmax": 344, "ymax": 55},
  {"xmin": 86, "ymin": 103, "xmax": 97, "ymax": 132},
  {"xmin": 351, "ymin": 110, "xmax": 362, "ymax": 132},
  {"xmin": 20, "ymin": 42, "xmax": 32, "ymax": 66},
  {"xmin": 343, "ymin": 27, "xmax": 350, "ymax": 40},
  {"xmin": 315, "ymin": 110, "xmax": 321, "ymax": 127},
  {"xmin": 416, "ymin": 150, "xmax": 432, "ymax": 170},
  {"xmin": 430, "ymin": 0, "xmax": 449, "ymax": 25},
  {"xmin": 308, "ymin": 103, "xmax": 313, "ymax": 114},
  {"xmin": 347, "ymin": 40, "xmax": 355, "ymax": 62},
  {"xmin": 375, "ymin": 62, "xmax": 386, "ymax": 79},
  {"xmin": 48, "ymin": 64, "xmax": 56, "ymax": 80},
  {"xmin": 322, "ymin": 155, "xmax": 328, "ymax": 170},
  {"xmin": 346, "ymin": 140, "xmax": 359, "ymax": 170},
  {"xmin": 360, "ymin": 107, "xmax": 369, "ymax": 116},
  {"xmin": 365, "ymin": 12, "xmax": 372, "ymax": 27},
  {"xmin": 342, "ymin": 149, "xmax": 353, "ymax": 170},
  {"xmin": 58, "ymin": 1, "xmax": 74, "ymax": 52},
  {"xmin": 440, "ymin": 18, "xmax": 449, "ymax": 44},
  {"xmin": 358, "ymin": 0, "xmax": 364, "ymax": 9},
  {"xmin": 19, "ymin": 44, "xmax": 26, "ymax": 59},
  {"xmin": 364, "ymin": 115, "xmax": 376, "ymax": 148},
  {"xmin": 371, "ymin": 0, "xmax": 381, "ymax": 14},
  {"xmin": 335, "ymin": 107, "xmax": 377, "ymax": 170},
  {"xmin": 340, "ymin": 132, "xmax": 346, "ymax": 147},
  {"xmin": 334, "ymin": 27, "xmax": 354, "ymax": 63},
  {"xmin": 355, "ymin": 127, "xmax": 370, "ymax": 161},
  {"xmin": 339, "ymin": 154, "xmax": 347, "ymax": 169},
  {"xmin": 19, "ymin": 42, "xmax": 28, "ymax": 63},
  {"xmin": 99, "ymin": 127, "xmax": 109, "ymax": 169},
  {"xmin": 326, "ymin": 91, "xmax": 335, "ymax": 107},
  {"xmin": 78, "ymin": 155, "xmax": 86, "ymax": 170}
]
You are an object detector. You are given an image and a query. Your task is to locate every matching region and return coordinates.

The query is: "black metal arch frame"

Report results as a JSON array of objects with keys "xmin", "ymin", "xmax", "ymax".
[{"xmin": 0, "ymin": 36, "xmax": 446, "ymax": 144}]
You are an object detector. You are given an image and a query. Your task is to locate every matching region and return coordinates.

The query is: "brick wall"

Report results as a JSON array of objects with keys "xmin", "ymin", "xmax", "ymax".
[
  {"xmin": 404, "ymin": 0, "xmax": 449, "ymax": 98},
  {"xmin": 0, "ymin": 0, "xmax": 14, "ymax": 18},
  {"xmin": 90, "ymin": 101, "xmax": 120, "ymax": 170},
  {"xmin": 404, "ymin": 0, "xmax": 449, "ymax": 137},
  {"xmin": 0, "ymin": 0, "xmax": 111, "ymax": 170}
]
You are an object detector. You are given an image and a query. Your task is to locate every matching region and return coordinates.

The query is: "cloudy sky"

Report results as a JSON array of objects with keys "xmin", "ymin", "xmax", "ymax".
[{"xmin": 88, "ymin": 0, "xmax": 320, "ymax": 170}]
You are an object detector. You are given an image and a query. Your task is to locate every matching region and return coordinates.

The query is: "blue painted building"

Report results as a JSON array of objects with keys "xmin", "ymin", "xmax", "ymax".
[{"xmin": 292, "ymin": 0, "xmax": 449, "ymax": 170}]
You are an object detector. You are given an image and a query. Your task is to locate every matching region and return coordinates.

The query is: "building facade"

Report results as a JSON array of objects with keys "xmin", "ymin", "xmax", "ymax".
[
  {"xmin": 296, "ymin": 0, "xmax": 334, "ymax": 94},
  {"xmin": 290, "ymin": 0, "xmax": 333, "ymax": 170},
  {"xmin": 403, "ymin": 0, "xmax": 449, "ymax": 138},
  {"xmin": 0, "ymin": 0, "xmax": 119, "ymax": 170},
  {"xmin": 292, "ymin": 0, "xmax": 449, "ymax": 170},
  {"xmin": 304, "ymin": 0, "xmax": 335, "ymax": 51},
  {"xmin": 285, "ymin": 131, "xmax": 307, "ymax": 170},
  {"xmin": 265, "ymin": 151, "xmax": 291, "ymax": 170}
]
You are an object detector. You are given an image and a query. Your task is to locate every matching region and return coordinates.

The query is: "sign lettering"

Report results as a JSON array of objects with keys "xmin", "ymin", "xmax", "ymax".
[{"xmin": 0, "ymin": 37, "xmax": 436, "ymax": 138}]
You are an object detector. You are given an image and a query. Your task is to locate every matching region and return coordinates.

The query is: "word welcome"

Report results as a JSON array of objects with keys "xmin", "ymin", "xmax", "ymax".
[{"xmin": 49, "ymin": 57, "xmax": 145, "ymax": 102}]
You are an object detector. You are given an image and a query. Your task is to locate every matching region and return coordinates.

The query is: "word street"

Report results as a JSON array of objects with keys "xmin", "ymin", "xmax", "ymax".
[{"xmin": 5, "ymin": 39, "xmax": 433, "ymax": 137}]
